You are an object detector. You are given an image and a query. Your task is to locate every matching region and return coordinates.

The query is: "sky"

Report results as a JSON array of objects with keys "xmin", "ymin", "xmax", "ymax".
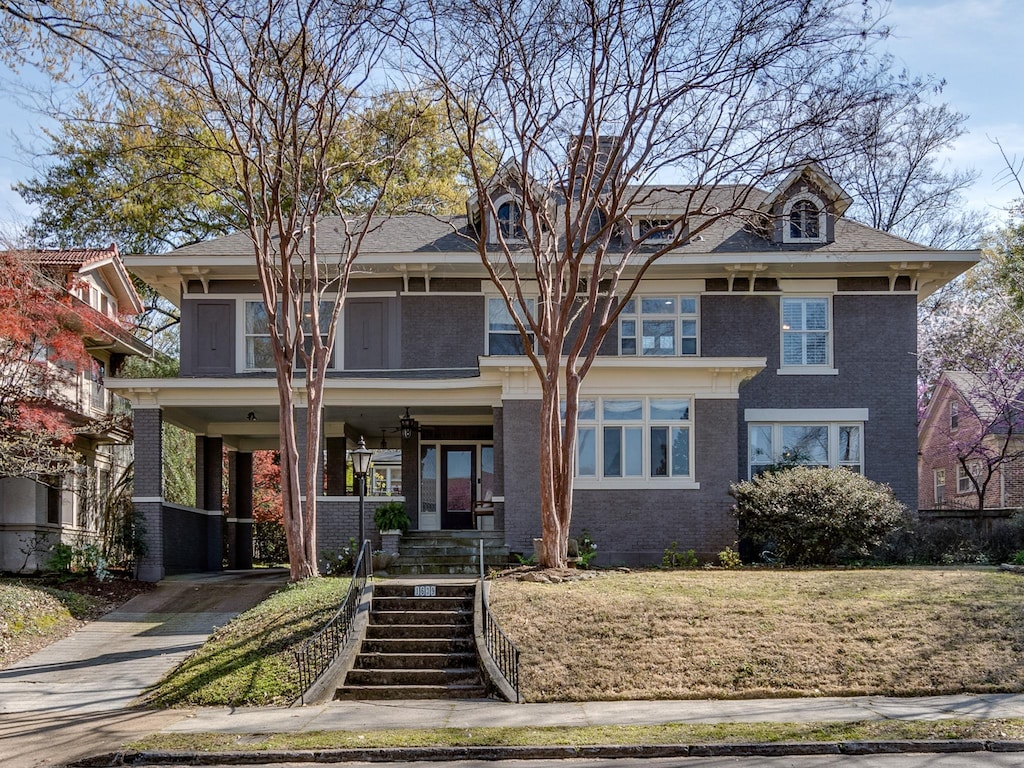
[{"xmin": 0, "ymin": 0, "xmax": 1021, "ymax": 238}]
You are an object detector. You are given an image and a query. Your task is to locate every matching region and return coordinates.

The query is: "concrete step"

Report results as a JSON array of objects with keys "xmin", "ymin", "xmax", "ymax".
[
  {"xmin": 371, "ymin": 610, "xmax": 472, "ymax": 626},
  {"xmin": 354, "ymin": 652, "xmax": 477, "ymax": 670},
  {"xmin": 361, "ymin": 637, "xmax": 475, "ymax": 654},
  {"xmin": 334, "ymin": 684, "xmax": 488, "ymax": 701},
  {"xmin": 345, "ymin": 668, "xmax": 482, "ymax": 687},
  {"xmin": 373, "ymin": 583, "xmax": 476, "ymax": 599},
  {"xmin": 365, "ymin": 623, "xmax": 469, "ymax": 640},
  {"xmin": 389, "ymin": 562, "xmax": 493, "ymax": 576},
  {"xmin": 371, "ymin": 596, "xmax": 471, "ymax": 612}
]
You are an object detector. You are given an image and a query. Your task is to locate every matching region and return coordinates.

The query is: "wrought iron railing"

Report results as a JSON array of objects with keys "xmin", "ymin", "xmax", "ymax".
[
  {"xmin": 292, "ymin": 540, "xmax": 370, "ymax": 703},
  {"xmin": 478, "ymin": 540, "xmax": 520, "ymax": 700}
]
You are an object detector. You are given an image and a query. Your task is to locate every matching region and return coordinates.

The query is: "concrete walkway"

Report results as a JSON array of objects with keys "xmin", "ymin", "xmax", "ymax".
[{"xmin": 0, "ymin": 570, "xmax": 288, "ymax": 768}]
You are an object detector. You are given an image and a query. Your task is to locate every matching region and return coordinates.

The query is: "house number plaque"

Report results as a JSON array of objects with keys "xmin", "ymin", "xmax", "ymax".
[{"xmin": 414, "ymin": 585, "xmax": 437, "ymax": 597}]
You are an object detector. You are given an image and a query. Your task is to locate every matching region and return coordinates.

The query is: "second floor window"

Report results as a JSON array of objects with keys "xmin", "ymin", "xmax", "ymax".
[
  {"xmin": 245, "ymin": 300, "xmax": 335, "ymax": 370},
  {"xmin": 496, "ymin": 200, "xmax": 524, "ymax": 239},
  {"xmin": 487, "ymin": 297, "xmax": 534, "ymax": 355},
  {"xmin": 619, "ymin": 296, "xmax": 698, "ymax": 356},
  {"xmin": 934, "ymin": 468, "xmax": 946, "ymax": 505},
  {"xmin": 789, "ymin": 199, "xmax": 821, "ymax": 239},
  {"xmin": 781, "ymin": 297, "xmax": 830, "ymax": 367}
]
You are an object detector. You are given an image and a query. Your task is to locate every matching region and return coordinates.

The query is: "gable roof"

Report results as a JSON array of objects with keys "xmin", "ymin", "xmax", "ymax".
[
  {"xmin": 19, "ymin": 244, "xmax": 144, "ymax": 315},
  {"xmin": 757, "ymin": 159, "xmax": 853, "ymax": 217}
]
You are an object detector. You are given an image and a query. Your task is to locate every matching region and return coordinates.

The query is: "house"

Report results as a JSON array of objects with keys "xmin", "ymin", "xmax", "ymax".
[
  {"xmin": 0, "ymin": 245, "xmax": 150, "ymax": 572},
  {"xmin": 110, "ymin": 161, "xmax": 978, "ymax": 580},
  {"xmin": 918, "ymin": 370, "xmax": 1024, "ymax": 511}
]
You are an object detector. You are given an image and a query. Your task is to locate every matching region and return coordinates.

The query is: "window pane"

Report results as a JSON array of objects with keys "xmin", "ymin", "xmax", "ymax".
[
  {"xmin": 603, "ymin": 428, "xmax": 622, "ymax": 477},
  {"xmin": 247, "ymin": 338, "xmax": 274, "ymax": 369},
  {"xmin": 642, "ymin": 319, "xmax": 675, "ymax": 355},
  {"xmin": 621, "ymin": 319, "xmax": 635, "ymax": 336},
  {"xmin": 680, "ymin": 337, "xmax": 697, "ymax": 355},
  {"xmin": 480, "ymin": 447, "xmax": 494, "ymax": 500},
  {"xmin": 621, "ymin": 298, "xmax": 635, "ymax": 314},
  {"xmin": 782, "ymin": 334, "xmax": 804, "ymax": 366},
  {"xmin": 578, "ymin": 399, "xmax": 596, "ymax": 421},
  {"xmin": 671, "ymin": 427, "xmax": 690, "ymax": 476},
  {"xmin": 650, "ymin": 398, "xmax": 690, "ymax": 421},
  {"xmin": 749, "ymin": 425, "xmax": 773, "ymax": 465},
  {"xmin": 625, "ymin": 427, "xmax": 643, "ymax": 476},
  {"xmin": 805, "ymin": 333, "xmax": 828, "ymax": 365},
  {"xmin": 421, "ymin": 446, "xmax": 437, "ymax": 519},
  {"xmin": 839, "ymin": 426, "xmax": 861, "ymax": 462},
  {"xmin": 804, "ymin": 299, "xmax": 828, "ymax": 330},
  {"xmin": 621, "ymin": 338, "xmax": 637, "ymax": 355},
  {"xmin": 641, "ymin": 297, "xmax": 675, "ymax": 314},
  {"xmin": 782, "ymin": 299, "xmax": 803, "ymax": 331},
  {"xmin": 246, "ymin": 302, "xmax": 269, "ymax": 333},
  {"xmin": 603, "ymin": 399, "xmax": 643, "ymax": 420},
  {"xmin": 651, "ymin": 427, "xmax": 668, "ymax": 476},
  {"xmin": 782, "ymin": 425, "xmax": 828, "ymax": 464},
  {"xmin": 490, "ymin": 333, "xmax": 525, "ymax": 355},
  {"xmin": 489, "ymin": 298, "xmax": 517, "ymax": 331},
  {"xmin": 679, "ymin": 297, "xmax": 697, "ymax": 314},
  {"xmin": 578, "ymin": 427, "xmax": 596, "ymax": 476}
]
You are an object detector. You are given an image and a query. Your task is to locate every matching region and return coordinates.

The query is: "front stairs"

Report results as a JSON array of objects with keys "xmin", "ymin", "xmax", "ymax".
[
  {"xmin": 336, "ymin": 581, "xmax": 489, "ymax": 700},
  {"xmin": 392, "ymin": 531, "xmax": 510, "ymax": 575}
]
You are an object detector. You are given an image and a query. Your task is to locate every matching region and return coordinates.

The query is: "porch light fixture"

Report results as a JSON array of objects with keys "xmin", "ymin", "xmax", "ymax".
[
  {"xmin": 399, "ymin": 407, "xmax": 419, "ymax": 439},
  {"xmin": 352, "ymin": 436, "xmax": 373, "ymax": 576}
]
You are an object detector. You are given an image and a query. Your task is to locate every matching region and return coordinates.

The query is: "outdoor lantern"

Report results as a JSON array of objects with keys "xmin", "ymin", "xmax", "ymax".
[
  {"xmin": 399, "ymin": 407, "xmax": 417, "ymax": 439},
  {"xmin": 352, "ymin": 436, "xmax": 373, "ymax": 479}
]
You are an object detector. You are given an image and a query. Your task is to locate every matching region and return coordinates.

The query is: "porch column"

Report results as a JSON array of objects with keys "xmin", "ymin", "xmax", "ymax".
[
  {"xmin": 402, "ymin": 430, "xmax": 420, "ymax": 529},
  {"xmin": 132, "ymin": 406, "xmax": 163, "ymax": 582},
  {"xmin": 196, "ymin": 436, "xmax": 224, "ymax": 571},
  {"xmin": 230, "ymin": 450, "xmax": 253, "ymax": 569},
  {"xmin": 326, "ymin": 437, "xmax": 347, "ymax": 496}
]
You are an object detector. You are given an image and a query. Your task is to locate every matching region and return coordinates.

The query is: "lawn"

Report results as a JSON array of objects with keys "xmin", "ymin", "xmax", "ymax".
[
  {"xmin": 0, "ymin": 579, "xmax": 110, "ymax": 667},
  {"xmin": 487, "ymin": 567, "xmax": 1024, "ymax": 702},
  {"xmin": 144, "ymin": 576, "xmax": 350, "ymax": 707}
]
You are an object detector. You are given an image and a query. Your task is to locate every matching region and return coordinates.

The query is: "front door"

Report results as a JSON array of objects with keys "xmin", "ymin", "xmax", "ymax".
[{"xmin": 441, "ymin": 447, "xmax": 475, "ymax": 529}]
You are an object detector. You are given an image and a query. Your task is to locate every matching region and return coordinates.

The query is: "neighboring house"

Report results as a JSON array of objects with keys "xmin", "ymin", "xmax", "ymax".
[
  {"xmin": 918, "ymin": 370, "xmax": 1024, "ymax": 511},
  {"xmin": 111, "ymin": 160, "xmax": 977, "ymax": 580},
  {"xmin": 0, "ymin": 245, "xmax": 150, "ymax": 572}
]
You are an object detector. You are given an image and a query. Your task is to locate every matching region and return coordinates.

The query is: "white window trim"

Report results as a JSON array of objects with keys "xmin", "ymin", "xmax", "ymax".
[
  {"xmin": 618, "ymin": 294, "xmax": 700, "ymax": 357},
  {"xmin": 781, "ymin": 192, "xmax": 827, "ymax": 244},
  {"xmin": 933, "ymin": 468, "xmax": 946, "ymax": 505},
  {"xmin": 778, "ymin": 295, "xmax": 836, "ymax": 375},
  {"xmin": 747, "ymin": 421, "xmax": 864, "ymax": 478},
  {"xmin": 956, "ymin": 462, "xmax": 980, "ymax": 495},
  {"xmin": 570, "ymin": 396, "xmax": 700, "ymax": 490}
]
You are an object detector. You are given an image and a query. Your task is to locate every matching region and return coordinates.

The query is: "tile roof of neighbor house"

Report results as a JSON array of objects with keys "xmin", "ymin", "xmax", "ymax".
[
  {"xmin": 30, "ymin": 244, "xmax": 121, "ymax": 267},
  {"xmin": 166, "ymin": 185, "xmax": 932, "ymax": 260}
]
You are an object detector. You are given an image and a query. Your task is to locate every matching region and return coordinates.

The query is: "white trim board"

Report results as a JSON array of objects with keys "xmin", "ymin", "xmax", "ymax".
[{"xmin": 744, "ymin": 408, "xmax": 869, "ymax": 422}]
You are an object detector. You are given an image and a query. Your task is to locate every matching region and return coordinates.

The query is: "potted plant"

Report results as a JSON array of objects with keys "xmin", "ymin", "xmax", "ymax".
[{"xmin": 374, "ymin": 501, "xmax": 410, "ymax": 555}]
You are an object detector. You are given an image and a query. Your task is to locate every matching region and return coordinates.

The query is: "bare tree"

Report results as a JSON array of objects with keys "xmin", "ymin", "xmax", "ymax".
[
  {"xmin": 817, "ymin": 81, "xmax": 987, "ymax": 249},
  {"xmin": 112, "ymin": 0, "xmax": 410, "ymax": 580},
  {"xmin": 409, "ymin": 0, "xmax": 897, "ymax": 567}
]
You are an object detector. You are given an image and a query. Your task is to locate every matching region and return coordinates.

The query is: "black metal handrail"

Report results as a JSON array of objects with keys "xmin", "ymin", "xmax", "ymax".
[
  {"xmin": 292, "ymin": 539, "xmax": 370, "ymax": 703},
  {"xmin": 478, "ymin": 540, "xmax": 520, "ymax": 699}
]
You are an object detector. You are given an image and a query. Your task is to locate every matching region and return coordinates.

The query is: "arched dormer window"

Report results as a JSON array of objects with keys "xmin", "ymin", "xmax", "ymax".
[
  {"xmin": 782, "ymin": 193, "xmax": 827, "ymax": 244},
  {"xmin": 495, "ymin": 198, "xmax": 525, "ymax": 240}
]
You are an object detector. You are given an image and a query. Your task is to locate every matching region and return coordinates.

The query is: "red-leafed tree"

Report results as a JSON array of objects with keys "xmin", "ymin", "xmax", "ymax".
[{"xmin": 0, "ymin": 250, "xmax": 93, "ymax": 480}]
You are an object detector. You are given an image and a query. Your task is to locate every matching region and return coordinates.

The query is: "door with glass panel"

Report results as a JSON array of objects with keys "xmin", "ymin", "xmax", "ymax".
[{"xmin": 441, "ymin": 447, "xmax": 475, "ymax": 529}]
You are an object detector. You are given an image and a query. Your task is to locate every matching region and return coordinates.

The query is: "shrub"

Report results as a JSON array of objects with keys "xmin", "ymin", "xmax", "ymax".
[
  {"xmin": 373, "ymin": 501, "xmax": 410, "ymax": 533},
  {"xmin": 718, "ymin": 545, "xmax": 742, "ymax": 569},
  {"xmin": 576, "ymin": 530, "xmax": 598, "ymax": 569},
  {"xmin": 662, "ymin": 542, "xmax": 698, "ymax": 568},
  {"xmin": 730, "ymin": 466, "xmax": 908, "ymax": 566}
]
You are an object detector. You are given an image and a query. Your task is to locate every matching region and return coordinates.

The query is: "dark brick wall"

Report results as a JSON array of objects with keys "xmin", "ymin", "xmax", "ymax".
[
  {"xmin": 162, "ymin": 505, "xmax": 221, "ymax": 574},
  {"xmin": 501, "ymin": 399, "xmax": 542, "ymax": 556},
  {"xmin": 569, "ymin": 398, "xmax": 738, "ymax": 567},
  {"xmin": 132, "ymin": 407, "xmax": 163, "ymax": 581},
  {"xmin": 401, "ymin": 295, "xmax": 484, "ymax": 368},
  {"xmin": 703, "ymin": 292, "xmax": 918, "ymax": 509},
  {"xmin": 316, "ymin": 497, "xmax": 392, "ymax": 566}
]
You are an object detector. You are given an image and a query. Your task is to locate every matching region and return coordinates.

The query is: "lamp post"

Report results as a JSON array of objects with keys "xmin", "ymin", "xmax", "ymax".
[{"xmin": 351, "ymin": 436, "xmax": 373, "ymax": 576}]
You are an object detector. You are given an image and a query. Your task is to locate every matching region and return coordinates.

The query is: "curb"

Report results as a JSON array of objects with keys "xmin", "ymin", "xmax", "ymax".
[{"xmin": 71, "ymin": 739, "xmax": 1024, "ymax": 766}]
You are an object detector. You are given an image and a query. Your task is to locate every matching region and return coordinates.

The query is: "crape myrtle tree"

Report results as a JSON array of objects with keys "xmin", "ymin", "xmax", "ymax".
[
  {"xmin": 110, "ymin": 0, "xmax": 417, "ymax": 580},
  {"xmin": 407, "ymin": 0, "xmax": 901, "ymax": 568}
]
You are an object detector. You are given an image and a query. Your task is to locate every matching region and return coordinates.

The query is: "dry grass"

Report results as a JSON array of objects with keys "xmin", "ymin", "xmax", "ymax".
[{"xmin": 488, "ymin": 568, "xmax": 1024, "ymax": 702}]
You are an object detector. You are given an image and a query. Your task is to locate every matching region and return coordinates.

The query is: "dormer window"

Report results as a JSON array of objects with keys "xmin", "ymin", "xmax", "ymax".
[
  {"xmin": 782, "ymin": 194, "xmax": 827, "ymax": 244},
  {"xmin": 496, "ymin": 199, "xmax": 524, "ymax": 240},
  {"xmin": 789, "ymin": 200, "xmax": 820, "ymax": 239},
  {"xmin": 637, "ymin": 218, "xmax": 676, "ymax": 243}
]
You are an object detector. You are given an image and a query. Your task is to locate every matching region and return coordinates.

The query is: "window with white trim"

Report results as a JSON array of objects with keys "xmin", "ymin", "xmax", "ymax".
[
  {"xmin": 780, "ymin": 297, "xmax": 830, "ymax": 367},
  {"xmin": 487, "ymin": 296, "xmax": 535, "ymax": 355},
  {"xmin": 636, "ymin": 218, "xmax": 676, "ymax": 243},
  {"xmin": 748, "ymin": 422, "xmax": 862, "ymax": 477},
  {"xmin": 619, "ymin": 296, "xmax": 698, "ymax": 356},
  {"xmin": 950, "ymin": 401, "xmax": 959, "ymax": 429},
  {"xmin": 933, "ymin": 468, "xmax": 946, "ymax": 505},
  {"xmin": 956, "ymin": 462, "xmax": 980, "ymax": 495},
  {"xmin": 244, "ymin": 300, "xmax": 335, "ymax": 370},
  {"xmin": 782, "ymin": 194, "xmax": 827, "ymax": 244},
  {"xmin": 568, "ymin": 397, "xmax": 693, "ymax": 482}
]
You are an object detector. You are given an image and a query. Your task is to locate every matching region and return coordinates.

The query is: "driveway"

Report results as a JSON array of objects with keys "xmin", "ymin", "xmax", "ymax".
[{"xmin": 0, "ymin": 569, "xmax": 287, "ymax": 768}]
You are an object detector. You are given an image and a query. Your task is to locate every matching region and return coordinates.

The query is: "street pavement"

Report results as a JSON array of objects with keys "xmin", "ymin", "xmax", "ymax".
[{"xmin": 3, "ymin": 569, "xmax": 1024, "ymax": 768}]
